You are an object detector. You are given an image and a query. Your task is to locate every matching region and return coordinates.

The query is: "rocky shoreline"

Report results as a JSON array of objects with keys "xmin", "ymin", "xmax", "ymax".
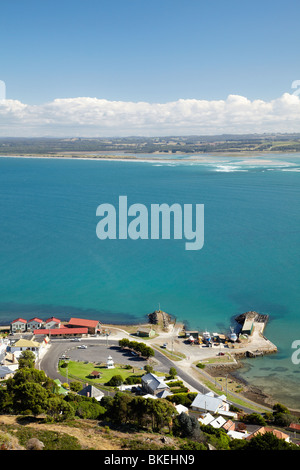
[{"xmin": 204, "ymin": 361, "xmax": 275, "ymax": 409}]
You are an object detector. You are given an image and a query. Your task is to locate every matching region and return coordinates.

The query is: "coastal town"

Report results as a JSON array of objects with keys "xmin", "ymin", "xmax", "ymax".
[{"xmin": 1, "ymin": 309, "xmax": 299, "ymax": 450}]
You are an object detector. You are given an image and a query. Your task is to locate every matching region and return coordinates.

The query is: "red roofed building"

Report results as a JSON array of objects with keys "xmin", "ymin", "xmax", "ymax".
[
  {"xmin": 34, "ymin": 327, "xmax": 88, "ymax": 337},
  {"xmin": 27, "ymin": 317, "xmax": 44, "ymax": 331},
  {"xmin": 44, "ymin": 317, "xmax": 61, "ymax": 329},
  {"xmin": 288, "ymin": 423, "xmax": 300, "ymax": 432},
  {"xmin": 68, "ymin": 318, "xmax": 102, "ymax": 335},
  {"xmin": 11, "ymin": 318, "xmax": 27, "ymax": 333},
  {"xmin": 247, "ymin": 426, "xmax": 290, "ymax": 442}
]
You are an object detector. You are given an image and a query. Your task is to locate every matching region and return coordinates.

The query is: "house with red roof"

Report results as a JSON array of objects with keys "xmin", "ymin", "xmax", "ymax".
[
  {"xmin": 44, "ymin": 317, "xmax": 61, "ymax": 329},
  {"xmin": 246, "ymin": 426, "xmax": 290, "ymax": 442},
  {"xmin": 27, "ymin": 317, "xmax": 44, "ymax": 331},
  {"xmin": 67, "ymin": 318, "xmax": 102, "ymax": 334},
  {"xmin": 288, "ymin": 423, "xmax": 300, "ymax": 433},
  {"xmin": 10, "ymin": 318, "xmax": 27, "ymax": 333}
]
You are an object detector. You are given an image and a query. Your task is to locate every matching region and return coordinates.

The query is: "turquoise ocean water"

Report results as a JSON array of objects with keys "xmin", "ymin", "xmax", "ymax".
[{"xmin": 0, "ymin": 153, "xmax": 299, "ymax": 407}]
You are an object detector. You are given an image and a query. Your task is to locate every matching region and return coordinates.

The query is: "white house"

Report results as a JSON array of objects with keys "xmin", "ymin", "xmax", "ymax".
[
  {"xmin": 27, "ymin": 317, "xmax": 44, "ymax": 331},
  {"xmin": 10, "ymin": 338, "xmax": 40, "ymax": 355},
  {"xmin": 227, "ymin": 430, "xmax": 250, "ymax": 440},
  {"xmin": 10, "ymin": 318, "xmax": 27, "ymax": 333},
  {"xmin": 44, "ymin": 317, "xmax": 61, "ymax": 329},
  {"xmin": 191, "ymin": 392, "xmax": 230, "ymax": 414},
  {"xmin": 198, "ymin": 412, "xmax": 215, "ymax": 426},
  {"xmin": 175, "ymin": 404, "xmax": 189, "ymax": 414},
  {"xmin": 210, "ymin": 415, "xmax": 227, "ymax": 429}
]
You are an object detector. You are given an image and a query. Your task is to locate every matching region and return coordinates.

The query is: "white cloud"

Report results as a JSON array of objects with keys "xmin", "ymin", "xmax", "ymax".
[{"xmin": 0, "ymin": 93, "xmax": 300, "ymax": 137}]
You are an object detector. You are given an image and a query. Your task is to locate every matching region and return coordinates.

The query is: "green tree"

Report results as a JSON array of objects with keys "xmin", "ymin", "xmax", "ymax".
[
  {"xmin": 75, "ymin": 400, "xmax": 106, "ymax": 419},
  {"xmin": 106, "ymin": 375, "xmax": 123, "ymax": 387},
  {"xmin": 273, "ymin": 403, "xmax": 290, "ymax": 414},
  {"xmin": 173, "ymin": 412, "xmax": 202, "ymax": 440},
  {"xmin": 108, "ymin": 392, "xmax": 133, "ymax": 424},
  {"xmin": 0, "ymin": 389, "xmax": 14, "ymax": 414},
  {"xmin": 47, "ymin": 396, "xmax": 75, "ymax": 422},
  {"xmin": 169, "ymin": 367, "xmax": 177, "ymax": 379},
  {"xmin": 119, "ymin": 338, "xmax": 130, "ymax": 349},
  {"xmin": 246, "ymin": 432, "xmax": 299, "ymax": 450},
  {"xmin": 13, "ymin": 382, "xmax": 49, "ymax": 415},
  {"xmin": 18, "ymin": 350, "xmax": 36, "ymax": 369},
  {"xmin": 70, "ymin": 381, "xmax": 82, "ymax": 392},
  {"xmin": 243, "ymin": 412, "xmax": 266, "ymax": 426},
  {"xmin": 144, "ymin": 364, "xmax": 154, "ymax": 374},
  {"xmin": 147, "ymin": 398, "xmax": 176, "ymax": 433}
]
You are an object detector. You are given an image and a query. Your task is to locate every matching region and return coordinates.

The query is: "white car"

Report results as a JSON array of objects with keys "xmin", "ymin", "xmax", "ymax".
[{"xmin": 77, "ymin": 344, "xmax": 87, "ymax": 349}]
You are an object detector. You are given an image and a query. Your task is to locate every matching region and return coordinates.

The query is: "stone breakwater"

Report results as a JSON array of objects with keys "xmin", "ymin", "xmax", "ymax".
[{"xmin": 229, "ymin": 311, "xmax": 277, "ymax": 358}]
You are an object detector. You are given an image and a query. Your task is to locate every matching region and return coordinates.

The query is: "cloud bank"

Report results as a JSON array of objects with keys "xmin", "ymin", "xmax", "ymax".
[{"xmin": 0, "ymin": 93, "xmax": 299, "ymax": 137}]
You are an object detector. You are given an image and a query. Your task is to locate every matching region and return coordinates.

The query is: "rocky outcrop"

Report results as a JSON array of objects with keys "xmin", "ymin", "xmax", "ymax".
[
  {"xmin": 148, "ymin": 310, "xmax": 172, "ymax": 329},
  {"xmin": 235, "ymin": 311, "xmax": 269, "ymax": 325}
]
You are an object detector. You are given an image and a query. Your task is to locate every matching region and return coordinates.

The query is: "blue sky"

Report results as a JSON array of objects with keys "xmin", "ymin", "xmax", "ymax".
[
  {"xmin": 0, "ymin": 0, "xmax": 300, "ymax": 136},
  {"xmin": 1, "ymin": 0, "xmax": 300, "ymax": 103}
]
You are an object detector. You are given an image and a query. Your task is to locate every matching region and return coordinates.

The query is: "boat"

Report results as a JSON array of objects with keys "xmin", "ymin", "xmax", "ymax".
[
  {"xmin": 229, "ymin": 327, "xmax": 237, "ymax": 342},
  {"xmin": 202, "ymin": 330, "xmax": 211, "ymax": 343}
]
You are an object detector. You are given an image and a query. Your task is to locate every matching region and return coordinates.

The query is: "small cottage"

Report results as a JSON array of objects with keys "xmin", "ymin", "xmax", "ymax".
[
  {"xmin": 27, "ymin": 317, "xmax": 44, "ymax": 331},
  {"xmin": 141, "ymin": 372, "xmax": 170, "ymax": 396},
  {"xmin": 10, "ymin": 318, "xmax": 27, "ymax": 333},
  {"xmin": 44, "ymin": 317, "xmax": 61, "ymax": 329},
  {"xmin": 136, "ymin": 327, "xmax": 155, "ymax": 338},
  {"xmin": 78, "ymin": 384, "xmax": 104, "ymax": 401}
]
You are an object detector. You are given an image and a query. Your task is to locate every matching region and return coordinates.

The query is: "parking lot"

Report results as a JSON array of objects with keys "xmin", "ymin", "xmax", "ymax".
[
  {"xmin": 63, "ymin": 342, "xmax": 149, "ymax": 369},
  {"xmin": 40, "ymin": 338, "xmax": 171, "ymax": 382}
]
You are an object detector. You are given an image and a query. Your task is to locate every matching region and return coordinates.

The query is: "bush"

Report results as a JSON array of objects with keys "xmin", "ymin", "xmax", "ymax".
[
  {"xmin": 196, "ymin": 363, "xmax": 205, "ymax": 369},
  {"xmin": 166, "ymin": 392, "xmax": 197, "ymax": 407},
  {"xmin": 15, "ymin": 427, "xmax": 82, "ymax": 450},
  {"xmin": 106, "ymin": 375, "xmax": 123, "ymax": 387},
  {"xmin": 70, "ymin": 381, "xmax": 82, "ymax": 392},
  {"xmin": 124, "ymin": 376, "xmax": 142, "ymax": 385},
  {"xmin": 76, "ymin": 401, "xmax": 106, "ymax": 419},
  {"xmin": 166, "ymin": 380, "xmax": 184, "ymax": 388},
  {"xmin": 243, "ymin": 413, "xmax": 266, "ymax": 426}
]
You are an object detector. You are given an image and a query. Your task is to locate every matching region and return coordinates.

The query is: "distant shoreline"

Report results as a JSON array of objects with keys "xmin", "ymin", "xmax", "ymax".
[{"xmin": 1, "ymin": 150, "xmax": 300, "ymax": 165}]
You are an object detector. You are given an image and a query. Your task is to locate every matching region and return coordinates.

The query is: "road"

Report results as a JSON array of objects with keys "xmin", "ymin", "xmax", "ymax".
[{"xmin": 39, "ymin": 337, "xmax": 262, "ymax": 413}]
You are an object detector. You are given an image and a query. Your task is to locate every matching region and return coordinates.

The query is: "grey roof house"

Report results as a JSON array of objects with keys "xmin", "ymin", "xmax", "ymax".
[
  {"xmin": 0, "ymin": 366, "xmax": 15, "ymax": 380},
  {"xmin": 78, "ymin": 384, "xmax": 105, "ymax": 401},
  {"xmin": 141, "ymin": 373, "xmax": 170, "ymax": 396},
  {"xmin": 191, "ymin": 392, "xmax": 230, "ymax": 414}
]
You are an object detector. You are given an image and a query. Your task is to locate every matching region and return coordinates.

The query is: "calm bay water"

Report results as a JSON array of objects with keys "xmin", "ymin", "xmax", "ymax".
[{"xmin": 0, "ymin": 153, "xmax": 299, "ymax": 407}]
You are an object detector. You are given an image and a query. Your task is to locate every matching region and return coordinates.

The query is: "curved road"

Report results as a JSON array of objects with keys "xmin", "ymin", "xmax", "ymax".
[
  {"xmin": 40, "ymin": 338, "xmax": 209, "ymax": 392},
  {"xmin": 40, "ymin": 338, "xmax": 264, "ymax": 413}
]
